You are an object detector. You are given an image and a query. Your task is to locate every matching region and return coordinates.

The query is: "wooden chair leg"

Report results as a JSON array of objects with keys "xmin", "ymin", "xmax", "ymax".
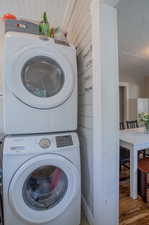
[
  {"xmin": 143, "ymin": 173, "xmax": 147, "ymax": 203},
  {"xmin": 138, "ymin": 152, "xmax": 140, "ymax": 160},
  {"xmin": 138, "ymin": 169, "xmax": 141, "ymax": 195},
  {"xmin": 143, "ymin": 150, "xmax": 146, "ymax": 159},
  {"xmin": 138, "ymin": 169, "xmax": 147, "ymax": 202}
]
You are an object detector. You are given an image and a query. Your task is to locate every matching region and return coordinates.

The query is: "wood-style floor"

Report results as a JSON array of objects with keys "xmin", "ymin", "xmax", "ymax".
[{"xmin": 120, "ymin": 170, "xmax": 149, "ymax": 225}]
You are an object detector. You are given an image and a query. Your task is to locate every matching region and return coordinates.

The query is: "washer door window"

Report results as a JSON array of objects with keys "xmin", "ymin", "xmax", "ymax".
[
  {"xmin": 8, "ymin": 155, "xmax": 80, "ymax": 224},
  {"xmin": 23, "ymin": 165, "xmax": 67, "ymax": 210},
  {"xmin": 7, "ymin": 47, "xmax": 74, "ymax": 109}
]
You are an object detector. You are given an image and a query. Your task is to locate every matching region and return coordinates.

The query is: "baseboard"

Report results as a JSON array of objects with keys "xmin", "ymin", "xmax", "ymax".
[{"xmin": 82, "ymin": 195, "xmax": 94, "ymax": 225}]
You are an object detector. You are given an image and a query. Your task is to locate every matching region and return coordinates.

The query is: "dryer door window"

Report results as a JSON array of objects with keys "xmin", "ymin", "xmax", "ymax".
[
  {"xmin": 7, "ymin": 47, "xmax": 75, "ymax": 109},
  {"xmin": 22, "ymin": 165, "xmax": 68, "ymax": 210},
  {"xmin": 22, "ymin": 56, "xmax": 64, "ymax": 98}
]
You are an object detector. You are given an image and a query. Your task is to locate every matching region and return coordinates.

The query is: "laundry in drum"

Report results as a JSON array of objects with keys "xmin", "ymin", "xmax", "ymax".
[
  {"xmin": 31, "ymin": 88, "xmax": 47, "ymax": 97},
  {"xmin": 25, "ymin": 83, "xmax": 47, "ymax": 97},
  {"xmin": 24, "ymin": 166, "xmax": 67, "ymax": 209}
]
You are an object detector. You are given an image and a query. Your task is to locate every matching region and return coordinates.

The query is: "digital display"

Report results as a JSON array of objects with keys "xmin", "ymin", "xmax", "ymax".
[{"xmin": 56, "ymin": 135, "xmax": 73, "ymax": 148}]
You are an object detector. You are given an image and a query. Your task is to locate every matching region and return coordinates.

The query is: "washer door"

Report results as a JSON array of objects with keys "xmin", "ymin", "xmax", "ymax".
[
  {"xmin": 8, "ymin": 154, "xmax": 80, "ymax": 224},
  {"xmin": 7, "ymin": 47, "xmax": 74, "ymax": 109}
]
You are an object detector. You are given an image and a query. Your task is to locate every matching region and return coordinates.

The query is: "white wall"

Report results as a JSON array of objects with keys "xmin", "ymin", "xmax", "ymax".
[
  {"xmin": 120, "ymin": 74, "xmax": 144, "ymax": 98},
  {"xmin": 0, "ymin": 0, "xmax": 69, "ymax": 27},
  {"xmin": 66, "ymin": 0, "xmax": 94, "ymax": 223},
  {"xmin": 119, "ymin": 74, "xmax": 145, "ymax": 120}
]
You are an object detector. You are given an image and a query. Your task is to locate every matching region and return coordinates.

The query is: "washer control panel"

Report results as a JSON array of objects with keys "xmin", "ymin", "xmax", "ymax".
[
  {"xmin": 56, "ymin": 135, "xmax": 73, "ymax": 148},
  {"xmin": 39, "ymin": 138, "xmax": 51, "ymax": 149},
  {"xmin": 6, "ymin": 134, "xmax": 76, "ymax": 154}
]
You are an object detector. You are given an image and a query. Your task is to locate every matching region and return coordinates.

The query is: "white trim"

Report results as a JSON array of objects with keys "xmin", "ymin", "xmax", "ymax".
[
  {"xmin": 91, "ymin": 1, "xmax": 119, "ymax": 225},
  {"xmin": 62, "ymin": 0, "xmax": 77, "ymax": 31},
  {"xmin": 82, "ymin": 195, "xmax": 94, "ymax": 225},
  {"xmin": 103, "ymin": 0, "xmax": 120, "ymax": 7},
  {"xmin": 119, "ymin": 82, "xmax": 128, "ymax": 87},
  {"xmin": 91, "ymin": 2, "xmax": 104, "ymax": 224}
]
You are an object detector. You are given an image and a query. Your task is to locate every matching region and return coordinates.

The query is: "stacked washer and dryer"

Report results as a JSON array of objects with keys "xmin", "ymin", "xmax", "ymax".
[{"xmin": 0, "ymin": 20, "xmax": 81, "ymax": 225}]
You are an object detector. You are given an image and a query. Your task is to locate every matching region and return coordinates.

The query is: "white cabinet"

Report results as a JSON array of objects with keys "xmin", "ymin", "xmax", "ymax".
[{"xmin": 137, "ymin": 98, "xmax": 149, "ymax": 114}]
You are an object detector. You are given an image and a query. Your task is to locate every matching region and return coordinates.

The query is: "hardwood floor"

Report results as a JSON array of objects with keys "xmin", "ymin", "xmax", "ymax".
[
  {"xmin": 81, "ymin": 169, "xmax": 149, "ymax": 225},
  {"xmin": 120, "ymin": 170, "xmax": 149, "ymax": 225},
  {"xmin": 81, "ymin": 172, "xmax": 149, "ymax": 225}
]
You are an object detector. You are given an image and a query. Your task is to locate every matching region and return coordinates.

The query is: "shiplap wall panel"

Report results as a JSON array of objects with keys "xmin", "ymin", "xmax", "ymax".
[
  {"xmin": 79, "ymin": 128, "xmax": 93, "ymax": 212},
  {"xmin": 67, "ymin": 0, "xmax": 93, "ymax": 215},
  {"xmin": 79, "ymin": 116, "xmax": 92, "ymax": 130},
  {"xmin": 78, "ymin": 91, "xmax": 93, "ymax": 105},
  {"xmin": 67, "ymin": 0, "xmax": 89, "ymax": 35},
  {"xmin": 0, "ymin": 0, "xmax": 69, "ymax": 26},
  {"xmin": 79, "ymin": 104, "xmax": 93, "ymax": 117}
]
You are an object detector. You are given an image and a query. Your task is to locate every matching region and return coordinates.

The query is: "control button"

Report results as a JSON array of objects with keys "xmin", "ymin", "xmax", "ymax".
[{"xmin": 39, "ymin": 138, "xmax": 51, "ymax": 149}]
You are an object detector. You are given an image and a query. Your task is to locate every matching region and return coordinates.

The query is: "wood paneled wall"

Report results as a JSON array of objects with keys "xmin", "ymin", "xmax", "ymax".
[{"xmin": 66, "ymin": 0, "xmax": 94, "ymax": 216}]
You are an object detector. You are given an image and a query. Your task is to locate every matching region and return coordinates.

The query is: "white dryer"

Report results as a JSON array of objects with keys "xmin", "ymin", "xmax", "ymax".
[
  {"xmin": 3, "ymin": 132, "xmax": 81, "ymax": 225},
  {"xmin": 1, "ymin": 32, "xmax": 77, "ymax": 134}
]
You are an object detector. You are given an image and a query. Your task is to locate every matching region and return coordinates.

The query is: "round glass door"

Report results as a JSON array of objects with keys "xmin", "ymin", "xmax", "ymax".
[
  {"xmin": 8, "ymin": 47, "xmax": 74, "ymax": 109},
  {"xmin": 22, "ymin": 166, "xmax": 68, "ymax": 210},
  {"xmin": 8, "ymin": 154, "xmax": 79, "ymax": 224},
  {"xmin": 22, "ymin": 56, "xmax": 64, "ymax": 98}
]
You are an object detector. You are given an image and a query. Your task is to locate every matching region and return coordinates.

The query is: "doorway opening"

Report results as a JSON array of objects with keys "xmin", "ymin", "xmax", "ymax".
[
  {"xmin": 119, "ymin": 86, "xmax": 125, "ymax": 122},
  {"xmin": 117, "ymin": 0, "xmax": 149, "ymax": 224},
  {"xmin": 119, "ymin": 83, "xmax": 128, "ymax": 123}
]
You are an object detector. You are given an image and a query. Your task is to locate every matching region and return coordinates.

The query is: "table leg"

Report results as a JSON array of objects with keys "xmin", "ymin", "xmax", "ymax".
[{"xmin": 130, "ymin": 148, "xmax": 138, "ymax": 199}]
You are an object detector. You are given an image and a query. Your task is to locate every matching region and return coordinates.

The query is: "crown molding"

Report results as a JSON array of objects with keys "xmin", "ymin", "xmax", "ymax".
[
  {"xmin": 103, "ymin": 0, "xmax": 120, "ymax": 7},
  {"xmin": 91, "ymin": 0, "xmax": 120, "ymax": 8},
  {"xmin": 91, "ymin": 0, "xmax": 120, "ymax": 16}
]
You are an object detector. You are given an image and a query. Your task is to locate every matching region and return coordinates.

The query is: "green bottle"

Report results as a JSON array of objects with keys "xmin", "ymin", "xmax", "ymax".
[{"xmin": 39, "ymin": 12, "xmax": 51, "ymax": 37}]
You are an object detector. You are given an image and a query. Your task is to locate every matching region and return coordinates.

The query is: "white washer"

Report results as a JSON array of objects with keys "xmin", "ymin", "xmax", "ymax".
[
  {"xmin": 3, "ymin": 132, "xmax": 81, "ymax": 225},
  {"xmin": 1, "ymin": 32, "xmax": 77, "ymax": 134}
]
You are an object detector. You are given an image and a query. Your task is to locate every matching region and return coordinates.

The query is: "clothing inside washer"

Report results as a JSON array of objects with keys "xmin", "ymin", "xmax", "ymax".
[{"xmin": 22, "ymin": 166, "xmax": 68, "ymax": 210}]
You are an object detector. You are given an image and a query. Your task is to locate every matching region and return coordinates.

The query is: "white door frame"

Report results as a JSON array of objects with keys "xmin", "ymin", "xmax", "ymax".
[{"xmin": 91, "ymin": 0, "xmax": 120, "ymax": 225}]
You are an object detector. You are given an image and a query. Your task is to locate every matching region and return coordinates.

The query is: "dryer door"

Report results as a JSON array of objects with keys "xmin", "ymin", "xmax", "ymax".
[
  {"xmin": 7, "ymin": 47, "xmax": 74, "ymax": 109},
  {"xmin": 8, "ymin": 154, "xmax": 80, "ymax": 224}
]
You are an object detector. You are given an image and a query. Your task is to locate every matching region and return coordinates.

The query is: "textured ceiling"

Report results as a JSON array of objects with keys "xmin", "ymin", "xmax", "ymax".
[
  {"xmin": 0, "ymin": 0, "xmax": 70, "ymax": 27},
  {"xmin": 117, "ymin": 0, "xmax": 149, "ymax": 77}
]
